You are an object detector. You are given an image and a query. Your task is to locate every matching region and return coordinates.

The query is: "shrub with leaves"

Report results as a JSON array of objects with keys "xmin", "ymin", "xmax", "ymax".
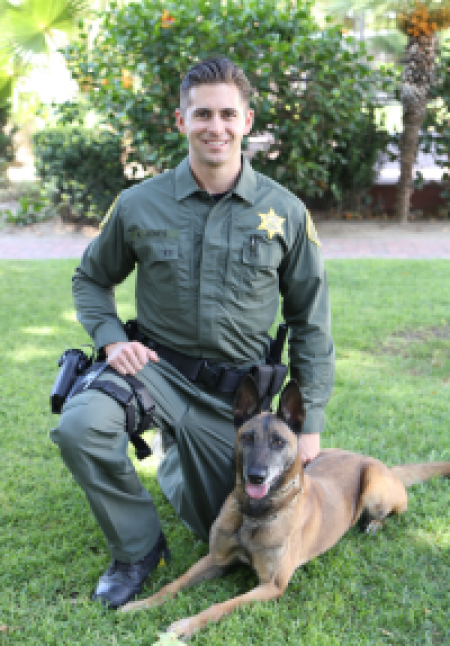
[
  {"xmin": 33, "ymin": 125, "xmax": 127, "ymax": 220},
  {"xmin": 0, "ymin": 98, "xmax": 17, "ymax": 186},
  {"xmin": 63, "ymin": 0, "xmax": 393, "ymax": 204},
  {"xmin": 2, "ymin": 194, "xmax": 50, "ymax": 226},
  {"xmin": 327, "ymin": 107, "xmax": 393, "ymax": 208}
]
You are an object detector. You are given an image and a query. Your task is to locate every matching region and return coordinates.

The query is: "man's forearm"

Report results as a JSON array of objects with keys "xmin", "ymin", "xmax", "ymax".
[{"xmin": 72, "ymin": 267, "xmax": 128, "ymax": 350}]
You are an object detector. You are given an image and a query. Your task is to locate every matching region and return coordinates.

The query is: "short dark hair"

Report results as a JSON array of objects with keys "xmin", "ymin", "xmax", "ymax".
[{"xmin": 180, "ymin": 57, "xmax": 252, "ymax": 112}]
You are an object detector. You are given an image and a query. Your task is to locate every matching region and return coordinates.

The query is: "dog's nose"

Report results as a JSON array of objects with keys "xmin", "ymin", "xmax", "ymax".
[{"xmin": 247, "ymin": 468, "xmax": 268, "ymax": 486}]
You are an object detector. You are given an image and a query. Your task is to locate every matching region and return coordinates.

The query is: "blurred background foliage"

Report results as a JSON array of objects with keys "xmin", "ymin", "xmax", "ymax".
[
  {"xmin": 0, "ymin": 0, "xmax": 449, "ymax": 222},
  {"xmin": 56, "ymin": 0, "xmax": 396, "ymax": 219}
]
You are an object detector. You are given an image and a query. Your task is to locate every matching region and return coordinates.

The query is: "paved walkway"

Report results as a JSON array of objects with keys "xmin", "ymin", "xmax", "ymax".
[
  {"xmin": 320, "ymin": 237, "xmax": 450, "ymax": 259},
  {"xmin": 0, "ymin": 222, "xmax": 449, "ymax": 259}
]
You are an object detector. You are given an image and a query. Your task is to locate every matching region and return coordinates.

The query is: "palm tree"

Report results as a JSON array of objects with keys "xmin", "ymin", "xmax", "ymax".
[{"xmin": 317, "ymin": 0, "xmax": 450, "ymax": 222}]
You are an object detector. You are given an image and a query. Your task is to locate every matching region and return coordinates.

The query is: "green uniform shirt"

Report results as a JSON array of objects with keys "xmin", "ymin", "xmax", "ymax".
[{"xmin": 73, "ymin": 156, "xmax": 334, "ymax": 434}]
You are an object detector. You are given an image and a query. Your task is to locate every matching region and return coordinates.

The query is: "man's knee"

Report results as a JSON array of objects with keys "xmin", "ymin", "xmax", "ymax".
[{"xmin": 51, "ymin": 390, "xmax": 125, "ymax": 458}]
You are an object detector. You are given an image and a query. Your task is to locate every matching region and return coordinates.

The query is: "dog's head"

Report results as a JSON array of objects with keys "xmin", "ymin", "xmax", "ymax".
[{"xmin": 233, "ymin": 375, "xmax": 305, "ymax": 513}]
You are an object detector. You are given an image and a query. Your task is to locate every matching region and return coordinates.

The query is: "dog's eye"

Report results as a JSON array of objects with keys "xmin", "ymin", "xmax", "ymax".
[
  {"xmin": 241, "ymin": 432, "xmax": 254, "ymax": 445},
  {"xmin": 270, "ymin": 436, "xmax": 285, "ymax": 449}
]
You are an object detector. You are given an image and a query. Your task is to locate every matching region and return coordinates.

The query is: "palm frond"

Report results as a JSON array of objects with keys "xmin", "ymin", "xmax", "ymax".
[
  {"xmin": 1, "ymin": 0, "xmax": 90, "ymax": 60},
  {"xmin": 0, "ymin": 74, "xmax": 13, "ymax": 102}
]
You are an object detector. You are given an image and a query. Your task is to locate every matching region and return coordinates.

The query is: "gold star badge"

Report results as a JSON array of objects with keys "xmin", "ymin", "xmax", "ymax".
[
  {"xmin": 306, "ymin": 210, "xmax": 321, "ymax": 247},
  {"xmin": 257, "ymin": 208, "xmax": 285, "ymax": 240}
]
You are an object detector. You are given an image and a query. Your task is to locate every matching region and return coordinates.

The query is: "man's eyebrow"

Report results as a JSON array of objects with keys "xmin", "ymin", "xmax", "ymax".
[{"xmin": 192, "ymin": 107, "xmax": 238, "ymax": 115}]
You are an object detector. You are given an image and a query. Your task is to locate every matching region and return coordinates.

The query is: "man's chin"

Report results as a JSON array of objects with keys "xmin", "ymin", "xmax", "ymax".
[{"xmin": 204, "ymin": 158, "xmax": 227, "ymax": 168}]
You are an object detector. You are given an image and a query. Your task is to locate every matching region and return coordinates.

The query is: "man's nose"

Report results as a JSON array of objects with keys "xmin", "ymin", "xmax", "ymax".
[{"xmin": 208, "ymin": 114, "xmax": 224, "ymax": 134}]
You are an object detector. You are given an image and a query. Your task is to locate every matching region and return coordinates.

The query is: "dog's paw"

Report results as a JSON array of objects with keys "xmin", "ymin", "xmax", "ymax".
[
  {"xmin": 365, "ymin": 519, "xmax": 383, "ymax": 535},
  {"xmin": 166, "ymin": 617, "xmax": 197, "ymax": 640},
  {"xmin": 121, "ymin": 596, "xmax": 157, "ymax": 613}
]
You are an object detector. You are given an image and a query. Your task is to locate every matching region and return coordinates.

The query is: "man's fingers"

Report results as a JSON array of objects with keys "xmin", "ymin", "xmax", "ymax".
[
  {"xmin": 298, "ymin": 433, "xmax": 320, "ymax": 466},
  {"xmin": 106, "ymin": 342, "xmax": 158, "ymax": 375},
  {"xmin": 147, "ymin": 349, "xmax": 159, "ymax": 363}
]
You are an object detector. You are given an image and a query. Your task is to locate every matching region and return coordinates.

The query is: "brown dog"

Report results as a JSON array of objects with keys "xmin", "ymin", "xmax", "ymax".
[{"xmin": 122, "ymin": 376, "xmax": 450, "ymax": 639}]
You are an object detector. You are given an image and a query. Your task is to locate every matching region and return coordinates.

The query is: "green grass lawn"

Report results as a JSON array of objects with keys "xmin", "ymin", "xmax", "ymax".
[{"xmin": 1, "ymin": 260, "xmax": 449, "ymax": 645}]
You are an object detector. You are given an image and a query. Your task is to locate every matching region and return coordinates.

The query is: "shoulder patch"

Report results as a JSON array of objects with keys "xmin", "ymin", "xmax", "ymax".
[
  {"xmin": 100, "ymin": 195, "xmax": 120, "ymax": 229},
  {"xmin": 306, "ymin": 210, "xmax": 321, "ymax": 247}
]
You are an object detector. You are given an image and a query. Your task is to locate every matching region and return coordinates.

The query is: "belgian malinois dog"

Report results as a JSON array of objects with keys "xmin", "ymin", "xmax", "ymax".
[{"xmin": 122, "ymin": 376, "xmax": 450, "ymax": 639}]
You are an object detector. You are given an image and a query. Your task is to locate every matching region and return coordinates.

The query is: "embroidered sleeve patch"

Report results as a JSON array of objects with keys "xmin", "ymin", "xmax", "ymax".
[
  {"xmin": 306, "ymin": 210, "xmax": 321, "ymax": 247},
  {"xmin": 100, "ymin": 195, "xmax": 119, "ymax": 229}
]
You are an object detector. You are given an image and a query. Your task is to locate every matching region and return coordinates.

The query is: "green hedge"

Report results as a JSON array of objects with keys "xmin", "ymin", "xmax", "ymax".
[
  {"xmin": 63, "ymin": 0, "xmax": 393, "ymax": 205},
  {"xmin": 0, "ymin": 98, "xmax": 17, "ymax": 185},
  {"xmin": 33, "ymin": 125, "xmax": 127, "ymax": 220}
]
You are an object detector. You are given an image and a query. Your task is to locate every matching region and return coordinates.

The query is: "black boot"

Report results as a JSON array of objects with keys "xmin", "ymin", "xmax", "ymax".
[{"xmin": 92, "ymin": 531, "xmax": 170, "ymax": 609}]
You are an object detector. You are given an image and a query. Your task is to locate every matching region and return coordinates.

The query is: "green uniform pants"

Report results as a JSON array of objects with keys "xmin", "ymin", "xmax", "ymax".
[{"xmin": 50, "ymin": 358, "xmax": 237, "ymax": 562}]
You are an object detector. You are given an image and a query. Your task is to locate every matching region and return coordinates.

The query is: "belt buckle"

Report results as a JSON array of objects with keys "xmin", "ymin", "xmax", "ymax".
[{"xmin": 198, "ymin": 361, "xmax": 224, "ymax": 389}]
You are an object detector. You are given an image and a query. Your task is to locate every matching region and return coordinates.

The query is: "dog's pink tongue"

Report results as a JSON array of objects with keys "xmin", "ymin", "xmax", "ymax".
[{"xmin": 245, "ymin": 482, "xmax": 269, "ymax": 499}]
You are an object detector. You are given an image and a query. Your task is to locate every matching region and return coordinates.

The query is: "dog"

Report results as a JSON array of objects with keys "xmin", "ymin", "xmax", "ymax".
[{"xmin": 122, "ymin": 375, "xmax": 450, "ymax": 639}]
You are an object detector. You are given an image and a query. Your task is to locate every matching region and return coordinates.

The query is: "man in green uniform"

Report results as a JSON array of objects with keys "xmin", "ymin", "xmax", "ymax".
[{"xmin": 51, "ymin": 57, "xmax": 334, "ymax": 609}]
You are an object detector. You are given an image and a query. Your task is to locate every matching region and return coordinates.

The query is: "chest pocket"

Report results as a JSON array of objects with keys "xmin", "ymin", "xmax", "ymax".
[
  {"xmin": 238, "ymin": 237, "xmax": 283, "ymax": 296},
  {"xmin": 134, "ymin": 234, "xmax": 189, "ymax": 311}
]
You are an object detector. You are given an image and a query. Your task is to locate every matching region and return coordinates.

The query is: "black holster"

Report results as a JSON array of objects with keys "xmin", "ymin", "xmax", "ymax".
[
  {"xmin": 50, "ymin": 348, "xmax": 93, "ymax": 414},
  {"xmin": 50, "ymin": 350, "xmax": 154, "ymax": 460}
]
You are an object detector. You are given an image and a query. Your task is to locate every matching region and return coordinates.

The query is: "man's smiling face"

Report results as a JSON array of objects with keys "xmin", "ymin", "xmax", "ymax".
[{"xmin": 176, "ymin": 83, "xmax": 254, "ymax": 178}]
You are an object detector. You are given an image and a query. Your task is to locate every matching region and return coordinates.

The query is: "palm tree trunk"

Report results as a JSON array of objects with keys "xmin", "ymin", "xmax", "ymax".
[
  {"xmin": 397, "ymin": 105, "xmax": 427, "ymax": 222},
  {"xmin": 397, "ymin": 32, "xmax": 436, "ymax": 223}
]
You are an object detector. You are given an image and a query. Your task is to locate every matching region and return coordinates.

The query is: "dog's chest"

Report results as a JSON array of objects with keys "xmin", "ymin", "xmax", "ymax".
[{"xmin": 236, "ymin": 516, "xmax": 287, "ymax": 581}]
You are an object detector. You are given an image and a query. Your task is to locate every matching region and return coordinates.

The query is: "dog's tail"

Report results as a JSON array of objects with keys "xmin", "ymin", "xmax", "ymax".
[{"xmin": 391, "ymin": 462, "xmax": 450, "ymax": 487}]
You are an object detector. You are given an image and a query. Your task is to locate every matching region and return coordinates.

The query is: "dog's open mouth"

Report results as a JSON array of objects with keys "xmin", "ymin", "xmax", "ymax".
[
  {"xmin": 244, "ymin": 468, "xmax": 281, "ymax": 499},
  {"xmin": 245, "ymin": 482, "xmax": 270, "ymax": 499}
]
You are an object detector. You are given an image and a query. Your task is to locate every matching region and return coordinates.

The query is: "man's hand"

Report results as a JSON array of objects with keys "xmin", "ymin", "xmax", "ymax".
[
  {"xmin": 298, "ymin": 433, "xmax": 320, "ymax": 466},
  {"xmin": 105, "ymin": 341, "xmax": 159, "ymax": 376}
]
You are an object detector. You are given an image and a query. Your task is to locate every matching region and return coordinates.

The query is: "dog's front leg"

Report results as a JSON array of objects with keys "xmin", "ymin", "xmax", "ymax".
[
  {"xmin": 167, "ymin": 581, "xmax": 283, "ymax": 639},
  {"xmin": 121, "ymin": 554, "xmax": 225, "ymax": 613}
]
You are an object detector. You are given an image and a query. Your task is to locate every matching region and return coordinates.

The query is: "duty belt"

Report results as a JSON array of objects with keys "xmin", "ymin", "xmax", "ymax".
[{"xmin": 124, "ymin": 320, "xmax": 289, "ymax": 406}]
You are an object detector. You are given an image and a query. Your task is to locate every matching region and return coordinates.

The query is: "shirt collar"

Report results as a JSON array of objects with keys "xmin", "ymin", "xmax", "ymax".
[
  {"xmin": 174, "ymin": 155, "xmax": 257, "ymax": 205},
  {"xmin": 232, "ymin": 156, "xmax": 257, "ymax": 205}
]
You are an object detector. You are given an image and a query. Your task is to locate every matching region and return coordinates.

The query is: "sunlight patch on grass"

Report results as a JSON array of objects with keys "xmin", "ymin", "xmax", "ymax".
[
  {"xmin": 413, "ymin": 526, "xmax": 450, "ymax": 549},
  {"xmin": 8, "ymin": 346, "xmax": 53, "ymax": 362},
  {"xmin": 21, "ymin": 326, "xmax": 56, "ymax": 336},
  {"xmin": 135, "ymin": 456, "xmax": 160, "ymax": 477},
  {"xmin": 60, "ymin": 310, "xmax": 77, "ymax": 323},
  {"xmin": 336, "ymin": 348, "xmax": 386, "ymax": 367}
]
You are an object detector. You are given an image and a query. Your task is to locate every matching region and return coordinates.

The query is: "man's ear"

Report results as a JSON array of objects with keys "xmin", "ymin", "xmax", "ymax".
[
  {"xmin": 277, "ymin": 380, "xmax": 305, "ymax": 434},
  {"xmin": 243, "ymin": 108, "xmax": 254, "ymax": 136},
  {"xmin": 233, "ymin": 375, "xmax": 261, "ymax": 429},
  {"xmin": 175, "ymin": 108, "xmax": 186, "ymax": 135}
]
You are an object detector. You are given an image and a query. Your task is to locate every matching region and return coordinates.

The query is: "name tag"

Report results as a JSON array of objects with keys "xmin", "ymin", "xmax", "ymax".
[{"xmin": 129, "ymin": 227, "xmax": 179, "ymax": 242}]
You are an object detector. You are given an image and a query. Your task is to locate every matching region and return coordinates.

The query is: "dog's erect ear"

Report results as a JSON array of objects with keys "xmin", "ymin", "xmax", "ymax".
[
  {"xmin": 277, "ymin": 380, "xmax": 305, "ymax": 434},
  {"xmin": 233, "ymin": 375, "xmax": 261, "ymax": 429}
]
